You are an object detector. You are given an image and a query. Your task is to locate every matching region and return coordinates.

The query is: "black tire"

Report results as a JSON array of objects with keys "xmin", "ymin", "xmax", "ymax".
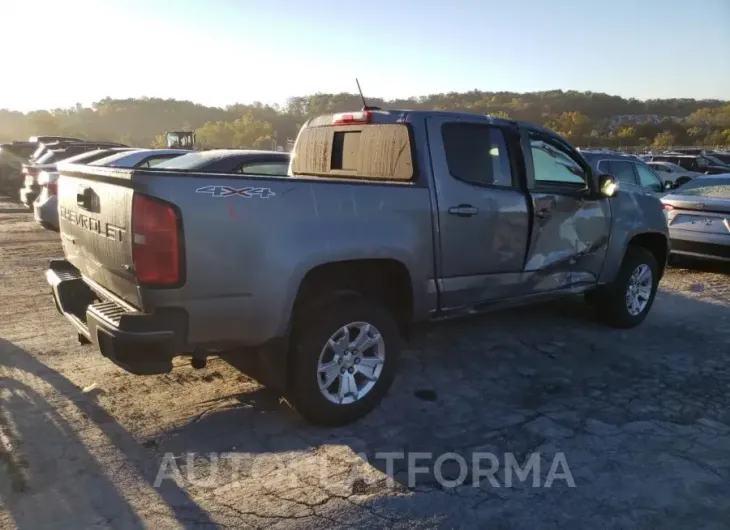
[
  {"xmin": 596, "ymin": 246, "xmax": 659, "ymax": 329},
  {"xmin": 287, "ymin": 292, "xmax": 401, "ymax": 426}
]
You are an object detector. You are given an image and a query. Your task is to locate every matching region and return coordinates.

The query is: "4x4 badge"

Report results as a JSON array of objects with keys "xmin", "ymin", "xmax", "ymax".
[{"xmin": 195, "ymin": 185, "xmax": 275, "ymax": 198}]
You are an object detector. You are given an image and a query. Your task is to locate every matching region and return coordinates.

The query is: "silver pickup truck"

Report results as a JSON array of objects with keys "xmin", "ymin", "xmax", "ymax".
[{"xmin": 47, "ymin": 110, "xmax": 669, "ymax": 425}]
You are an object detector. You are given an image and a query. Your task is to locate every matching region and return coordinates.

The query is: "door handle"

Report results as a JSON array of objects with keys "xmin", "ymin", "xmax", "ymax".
[
  {"xmin": 448, "ymin": 205, "xmax": 479, "ymax": 217},
  {"xmin": 77, "ymin": 186, "xmax": 91, "ymax": 209}
]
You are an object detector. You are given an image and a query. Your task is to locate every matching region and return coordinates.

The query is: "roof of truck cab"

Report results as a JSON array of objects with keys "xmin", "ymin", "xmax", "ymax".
[{"xmin": 307, "ymin": 109, "xmax": 558, "ymax": 137}]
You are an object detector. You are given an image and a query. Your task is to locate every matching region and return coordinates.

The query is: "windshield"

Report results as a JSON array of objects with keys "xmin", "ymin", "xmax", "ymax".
[
  {"xmin": 153, "ymin": 152, "xmax": 221, "ymax": 170},
  {"xmin": 675, "ymin": 178, "xmax": 730, "ymax": 199},
  {"xmin": 710, "ymin": 153, "xmax": 730, "ymax": 165},
  {"xmin": 58, "ymin": 149, "xmax": 113, "ymax": 164}
]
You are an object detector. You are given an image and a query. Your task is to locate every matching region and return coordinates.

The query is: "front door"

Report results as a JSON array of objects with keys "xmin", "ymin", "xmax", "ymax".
[
  {"xmin": 426, "ymin": 116, "xmax": 531, "ymax": 309},
  {"xmin": 522, "ymin": 131, "xmax": 611, "ymax": 293}
]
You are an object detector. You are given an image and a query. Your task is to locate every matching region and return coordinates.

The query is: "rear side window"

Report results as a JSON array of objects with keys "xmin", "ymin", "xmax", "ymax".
[
  {"xmin": 239, "ymin": 162, "xmax": 289, "ymax": 176},
  {"xmin": 441, "ymin": 123, "xmax": 513, "ymax": 187},
  {"xmin": 635, "ymin": 164, "xmax": 663, "ymax": 192},
  {"xmin": 291, "ymin": 124, "xmax": 414, "ymax": 181}
]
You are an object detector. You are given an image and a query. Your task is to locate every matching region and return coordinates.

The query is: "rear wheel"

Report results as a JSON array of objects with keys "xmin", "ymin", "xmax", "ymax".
[
  {"xmin": 595, "ymin": 246, "xmax": 659, "ymax": 329},
  {"xmin": 288, "ymin": 292, "xmax": 400, "ymax": 426}
]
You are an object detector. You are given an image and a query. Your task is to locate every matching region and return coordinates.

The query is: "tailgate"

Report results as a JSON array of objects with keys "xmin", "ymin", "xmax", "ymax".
[{"xmin": 57, "ymin": 166, "xmax": 140, "ymax": 307}]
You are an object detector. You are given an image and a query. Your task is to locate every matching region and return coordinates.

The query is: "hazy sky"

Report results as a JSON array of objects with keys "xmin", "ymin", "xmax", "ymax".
[{"xmin": 2, "ymin": 0, "xmax": 729, "ymax": 112}]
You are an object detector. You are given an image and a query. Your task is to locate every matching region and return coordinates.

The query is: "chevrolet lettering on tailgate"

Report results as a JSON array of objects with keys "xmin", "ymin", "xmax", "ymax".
[{"xmin": 59, "ymin": 206, "xmax": 126, "ymax": 242}]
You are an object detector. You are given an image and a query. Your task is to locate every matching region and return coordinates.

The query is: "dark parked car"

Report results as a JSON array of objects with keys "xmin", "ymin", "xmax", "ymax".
[
  {"xmin": 152, "ymin": 149, "xmax": 291, "ymax": 174},
  {"xmin": 20, "ymin": 143, "xmax": 130, "ymax": 208},
  {"xmin": 662, "ymin": 175, "xmax": 730, "ymax": 262},
  {"xmin": 648, "ymin": 154, "xmax": 730, "ymax": 175},
  {"xmin": 32, "ymin": 148, "xmax": 134, "ymax": 229},
  {"xmin": 580, "ymin": 151, "xmax": 672, "ymax": 195}
]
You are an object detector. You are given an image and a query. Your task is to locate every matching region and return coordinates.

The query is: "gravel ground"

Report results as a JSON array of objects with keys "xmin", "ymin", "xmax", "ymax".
[{"xmin": 1, "ymin": 197, "xmax": 729, "ymax": 529}]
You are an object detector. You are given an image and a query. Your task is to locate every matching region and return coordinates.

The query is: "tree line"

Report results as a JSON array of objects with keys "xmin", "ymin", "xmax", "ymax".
[{"xmin": 1, "ymin": 90, "xmax": 729, "ymax": 150}]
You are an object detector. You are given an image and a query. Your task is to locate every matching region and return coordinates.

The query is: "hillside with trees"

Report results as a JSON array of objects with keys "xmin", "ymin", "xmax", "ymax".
[{"xmin": 1, "ymin": 90, "xmax": 729, "ymax": 149}]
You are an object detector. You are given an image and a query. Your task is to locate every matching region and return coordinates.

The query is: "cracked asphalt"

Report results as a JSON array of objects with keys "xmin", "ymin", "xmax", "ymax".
[{"xmin": 1, "ymin": 197, "xmax": 729, "ymax": 529}]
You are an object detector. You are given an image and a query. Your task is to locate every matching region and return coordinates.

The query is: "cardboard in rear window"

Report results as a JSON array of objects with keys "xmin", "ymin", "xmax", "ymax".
[{"xmin": 291, "ymin": 124, "xmax": 414, "ymax": 181}]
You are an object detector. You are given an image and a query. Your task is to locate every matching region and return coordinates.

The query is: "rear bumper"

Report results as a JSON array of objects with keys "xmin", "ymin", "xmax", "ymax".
[
  {"xmin": 46, "ymin": 259, "xmax": 188, "ymax": 374},
  {"xmin": 34, "ymin": 195, "xmax": 58, "ymax": 231},
  {"xmin": 669, "ymin": 230, "xmax": 730, "ymax": 262}
]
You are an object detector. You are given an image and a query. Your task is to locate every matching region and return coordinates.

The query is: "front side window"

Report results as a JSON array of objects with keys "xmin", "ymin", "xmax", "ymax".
[
  {"xmin": 239, "ymin": 162, "xmax": 289, "ymax": 176},
  {"xmin": 635, "ymin": 164, "xmax": 663, "ymax": 192},
  {"xmin": 441, "ymin": 123, "xmax": 513, "ymax": 187},
  {"xmin": 529, "ymin": 135, "xmax": 586, "ymax": 186}
]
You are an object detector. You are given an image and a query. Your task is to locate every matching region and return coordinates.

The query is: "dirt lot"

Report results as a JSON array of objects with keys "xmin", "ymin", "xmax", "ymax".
[{"xmin": 1, "ymin": 197, "xmax": 729, "ymax": 529}]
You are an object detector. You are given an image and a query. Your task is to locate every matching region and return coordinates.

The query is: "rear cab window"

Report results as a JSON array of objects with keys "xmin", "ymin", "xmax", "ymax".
[{"xmin": 291, "ymin": 111, "xmax": 415, "ymax": 182}]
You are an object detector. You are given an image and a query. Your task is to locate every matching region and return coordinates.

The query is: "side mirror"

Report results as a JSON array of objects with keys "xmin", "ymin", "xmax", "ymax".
[{"xmin": 598, "ymin": 174, "xmax": 619, "ymax": 197}]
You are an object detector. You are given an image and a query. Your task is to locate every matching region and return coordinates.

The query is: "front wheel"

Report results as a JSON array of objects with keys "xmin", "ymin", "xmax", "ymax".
[
  {"xmin": 288, "ymin": 292, "xmax": 401, "ymax": 426},
  {"xmin": 595, "ymin": 246, "xmax": 659, "ymax": 329}
]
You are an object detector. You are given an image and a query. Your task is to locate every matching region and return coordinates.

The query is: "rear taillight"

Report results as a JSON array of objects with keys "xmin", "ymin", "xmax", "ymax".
[
  {"xmin": 662, "ymin": 203, "xmax": 674, "ymax": 211},
  {"xmin": 132, "ymin": 194, "xmax": 182, "ymax": 286}
]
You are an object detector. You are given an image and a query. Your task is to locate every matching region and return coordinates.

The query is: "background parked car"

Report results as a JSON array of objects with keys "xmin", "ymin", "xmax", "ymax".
[
  {"xmin": 646, "ymin": 161, "xmax": 703, "ymax": 187},
  {"xmin": 20, "ymin": 142, "xmax": 130, "ymax": 208},
  {"xmin": 88, "ymin": 148, "xmax": 191, "ymax": 169},
  {"xmin": 152, "ymin": 149, "xmax": 291, "ymax": 174},
  {"xmin": 0, "ymin": 142, "xmax": 38, "ymax": 195},
  {"xmin": 648, "ymin": 154, "xmax": 730, "ymax": 175},
  {"xmin": 581, "ymin": 151, "xmax": 671, "ymax": 196},
  {"xmin": 32, "ymin": 148, "xmax": 135, "ymax": 230},
  {"xmin": 661, "ymin": 175, "xmax": 730, "ymax": 263}
]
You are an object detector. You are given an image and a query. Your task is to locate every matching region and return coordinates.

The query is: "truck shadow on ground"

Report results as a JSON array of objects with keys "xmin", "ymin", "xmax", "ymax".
[
  {"xmin": 2, "ymin": 287, "xmax": 728, "ymax": 528},
  {"xmin": 0, "ymin": 339, "xmax": 216, "ymax": 529},
  {"xmin": 150, "ymin": 290, "xmax": 730, "ymax": 528}
]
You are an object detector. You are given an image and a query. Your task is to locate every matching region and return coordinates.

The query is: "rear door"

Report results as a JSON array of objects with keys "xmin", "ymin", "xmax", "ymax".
[
  {"xmin": 522, "ymin": 131, "xmax": 610, "ymax": 292},
  {"xmin": 57, "ymin": 169, "xmax": 140, "ymax": 307},
  {"xmin": 426, "ymin": 116, "xmax": 531, "ymax": 308}
]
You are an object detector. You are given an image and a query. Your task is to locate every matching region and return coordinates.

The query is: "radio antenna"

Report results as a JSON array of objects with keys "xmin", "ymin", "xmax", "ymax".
[{"xmin": 355, "ymin": 78, "xmax": 381, "ymax": 111}]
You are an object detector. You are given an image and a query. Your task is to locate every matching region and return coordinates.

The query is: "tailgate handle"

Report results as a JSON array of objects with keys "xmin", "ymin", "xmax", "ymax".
[{"xmin": 77, "ymin": 186, "xmax": 91, "ymax": 210}]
